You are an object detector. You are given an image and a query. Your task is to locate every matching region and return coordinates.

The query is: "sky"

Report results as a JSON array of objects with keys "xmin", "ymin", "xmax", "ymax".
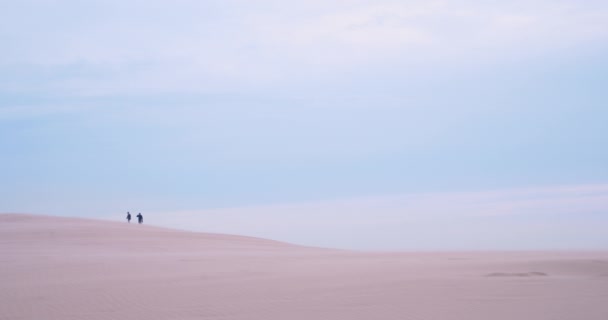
[{"xmin": 1, "ymin": 0, "xmax": 607, "ymax": 250}]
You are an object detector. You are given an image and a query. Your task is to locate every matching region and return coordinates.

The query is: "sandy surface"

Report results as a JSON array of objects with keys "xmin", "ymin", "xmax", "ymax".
[{"xmin": 1, "ymin": 214, "xmax": 607, "ymax": 320}]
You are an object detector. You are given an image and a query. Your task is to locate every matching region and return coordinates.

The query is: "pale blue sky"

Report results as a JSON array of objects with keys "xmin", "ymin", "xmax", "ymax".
[{"xmin": 1, "ymin": 0, "xmax": 607, "ymax": 249}]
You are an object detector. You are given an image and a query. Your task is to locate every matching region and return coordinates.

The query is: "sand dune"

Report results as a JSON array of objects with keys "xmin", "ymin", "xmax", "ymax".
[{"xmin": 1, "ymin": 214, "xmax": 607, "ymax": 320}]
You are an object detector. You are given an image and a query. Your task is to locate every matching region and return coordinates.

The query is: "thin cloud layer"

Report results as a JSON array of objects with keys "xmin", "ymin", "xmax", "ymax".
[
  {"xmin": 1, "ymin": 0, "xmax": 607, "ymax": 94},
  {"xmin": 145, "ymin": 184, "xmax": 608, "ymax": 250}
]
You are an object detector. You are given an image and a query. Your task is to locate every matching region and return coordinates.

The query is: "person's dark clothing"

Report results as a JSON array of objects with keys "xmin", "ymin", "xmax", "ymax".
[
  {"xmin": 136, "ymin": 213, "xmax": 143, "ymax": 224},
  {"xmin": 126, "ymin": 212, "xmax": 131, "ymax": 223}
]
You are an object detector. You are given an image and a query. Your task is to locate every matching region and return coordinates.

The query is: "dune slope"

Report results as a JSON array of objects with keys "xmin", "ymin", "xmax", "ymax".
[{"xmin": 1, "ymin": 214, "xmax": 607, "ymax": 320}]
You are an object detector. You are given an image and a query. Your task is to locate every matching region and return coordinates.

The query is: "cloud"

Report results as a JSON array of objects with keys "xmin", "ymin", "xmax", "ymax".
[
  {"xmin": 141, "ymin": 184, "xmax": 608, "ymax": 250},
  {"xmin": 1, "ymin": 0, "xmax": 607, "ymax": 95},
  {"xmin": 0, "ymin": 105, "xmax": 101, "ymax": 120}
]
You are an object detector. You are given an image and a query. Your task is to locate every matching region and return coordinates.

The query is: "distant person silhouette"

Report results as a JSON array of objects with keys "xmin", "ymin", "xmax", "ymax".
[
  {"xmin": 137, "ymin": 213, "xmax": 143, "ymax": 224},
  {"xmin": 126, "ymin": 212, "xmax": 131, "ymax": 223}
]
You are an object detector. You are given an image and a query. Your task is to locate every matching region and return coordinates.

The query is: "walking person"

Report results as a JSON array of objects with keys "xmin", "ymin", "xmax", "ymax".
[
  {"xmin": 126, "ymin": 212, "xmax": 131, "ymax": 223},
  {"xmin": 136, "ymin": 213, "xmax": 143, "ymax": 224}
]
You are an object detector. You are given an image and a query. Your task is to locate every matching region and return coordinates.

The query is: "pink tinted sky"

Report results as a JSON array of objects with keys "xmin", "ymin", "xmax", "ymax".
[{"xmin": 140, "ymin": 184, "xmax": 608, "ymax": 250}]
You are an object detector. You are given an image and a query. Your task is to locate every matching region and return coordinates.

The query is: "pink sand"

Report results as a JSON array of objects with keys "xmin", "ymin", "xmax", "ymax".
[{"xmin": 1, "ymin": 214, "xmax": 607, "ymax": 319}]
